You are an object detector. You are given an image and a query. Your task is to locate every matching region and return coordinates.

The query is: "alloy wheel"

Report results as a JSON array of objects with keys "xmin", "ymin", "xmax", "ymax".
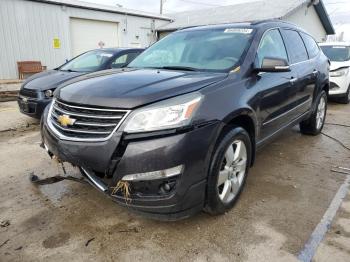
[
  {"xmin": 217, "ymin": 140, "xmax": 247, "ymax": 204},
  {"xmin": 316, "ymin": 96, "xmax": 326, "ymax": 130}
]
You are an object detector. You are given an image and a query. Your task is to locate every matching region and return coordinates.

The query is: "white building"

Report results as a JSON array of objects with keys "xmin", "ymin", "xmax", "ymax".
[
  {"xmin": 0, "ymin": 0, "xmax": 171, "ymax": 79},
  {"xmin": 157, "ymin": 0, "xmax": 335, "ymax": 42}
]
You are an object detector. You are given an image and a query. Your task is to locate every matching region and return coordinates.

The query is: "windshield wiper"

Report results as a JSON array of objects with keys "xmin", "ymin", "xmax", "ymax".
[{"xmin": 159, "ymin": 66, "xmax": 199, "ymax": 71}]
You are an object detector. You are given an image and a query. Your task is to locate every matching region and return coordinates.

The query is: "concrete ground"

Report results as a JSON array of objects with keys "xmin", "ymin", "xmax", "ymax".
[
  {"xmin": 0, "ymin": 101, "xmax": 349, "ymax": 262},
  {"xmin": 0, "ymin": 102, "xmax": 38, "ymax": 132}
]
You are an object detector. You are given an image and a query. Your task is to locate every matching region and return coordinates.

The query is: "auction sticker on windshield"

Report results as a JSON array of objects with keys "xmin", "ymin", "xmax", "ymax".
[{"xmin": 224, "ymin": 28, "xmax": 253, "ymax": 34}]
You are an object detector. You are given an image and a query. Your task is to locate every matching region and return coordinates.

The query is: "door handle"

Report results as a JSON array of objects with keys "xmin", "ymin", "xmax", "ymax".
[{"xmin": 289, "ymin": 77, "xmax": 298, "ymax": 84}]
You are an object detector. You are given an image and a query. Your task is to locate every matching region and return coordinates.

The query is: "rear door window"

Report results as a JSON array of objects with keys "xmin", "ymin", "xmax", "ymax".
[
  {"xmin": 257, "ymin": 29, "xmax": 288, "ymax": 67},
  {"xmin": 300, "ymin": 32, "xmax": 319, "ymax": 58},
  {"xmin": 281, "ymin": 30, "xmax": 308, "ymax": 64}
]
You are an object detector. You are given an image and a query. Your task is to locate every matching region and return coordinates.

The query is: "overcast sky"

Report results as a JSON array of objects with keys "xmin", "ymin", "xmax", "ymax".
[
  {"xmin": 81, "ymin": 0, "xmax": 350, "ymax": 39},
  {"xmin": 80, "ymin": 0, "xmax": 350, "ymax": 17}
]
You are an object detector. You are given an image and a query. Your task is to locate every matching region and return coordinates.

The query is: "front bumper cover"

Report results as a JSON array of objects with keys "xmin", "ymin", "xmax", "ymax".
[
  {"xmin": 17, "ymin": 95, "xmax": 51, "ymax": 119},
  {"xmin": 41, "ymin": 107, "xmax": 222, "ymax": 219},
  {"xmin": 329, "ymin": 75, "xmax": 350, "ymax": 97}
]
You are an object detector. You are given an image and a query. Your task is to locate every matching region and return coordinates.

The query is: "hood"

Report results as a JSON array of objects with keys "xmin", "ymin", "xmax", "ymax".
[
  {"xmin": 330, "ymin": 61, "xmax": 350, "ymax": 71},
  {"xmin": 56, "ymin": 68, "xmax": 228, "ymax": 109},
  {"xmin": 22, "ymin": 70, "xmax": 86, "ymax": 91}
]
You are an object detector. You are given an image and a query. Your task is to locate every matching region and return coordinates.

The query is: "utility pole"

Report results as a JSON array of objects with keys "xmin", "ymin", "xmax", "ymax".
[{"xmin": 160, "ymin": 0, "xmax": 165, "ymax": 14}]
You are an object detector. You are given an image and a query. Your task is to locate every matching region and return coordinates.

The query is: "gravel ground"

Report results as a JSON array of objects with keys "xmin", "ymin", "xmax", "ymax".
[{"xmin": 0, "ymin": 101, "xmax": 349, "ymax": 262}]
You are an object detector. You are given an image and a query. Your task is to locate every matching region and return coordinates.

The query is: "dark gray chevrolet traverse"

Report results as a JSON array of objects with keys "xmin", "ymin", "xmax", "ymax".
[{"xmin": 41, "ymin": 21, "xmax": 329, "ymax": 220}]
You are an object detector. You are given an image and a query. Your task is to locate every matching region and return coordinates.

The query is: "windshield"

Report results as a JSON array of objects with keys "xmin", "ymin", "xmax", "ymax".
[
  {"xmin": 129, "ymin": 28, "xmax": 254, "ymax": 71},
  {"xmin": 320, "ymin": 45, "xmax": 350, "ymax": 62},
  {"xmin": 60, "ymin": 50, "xmax": 114, "ymax": 72}
]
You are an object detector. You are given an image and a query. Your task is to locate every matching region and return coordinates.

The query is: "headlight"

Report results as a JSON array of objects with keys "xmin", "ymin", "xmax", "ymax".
[
  {"xmin": 124, "ymin": 92, "xmax": 202, "ymax": 133},
  {"xmin": 330, "ymin": 68, "xmax": 349, "ymax": 77},
  {"xmin": 44, "ymin": 89, "xmax": 54, "ymax": 98}
]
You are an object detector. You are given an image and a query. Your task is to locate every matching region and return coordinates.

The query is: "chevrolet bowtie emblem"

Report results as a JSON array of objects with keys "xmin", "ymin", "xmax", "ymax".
[{"xmin": 57, "ymin": 114, "xmax": 76, "ymax": 127}]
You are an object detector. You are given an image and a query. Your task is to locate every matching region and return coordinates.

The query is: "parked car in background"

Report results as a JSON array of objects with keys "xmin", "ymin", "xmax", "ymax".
[
  {"xmin": 319, "ymin": 42, "xmax": 350, "ymax": 104},
  {"xmin": 18, "ymin": 48, "xmax": 144, "ymax": 118},
  {"xmin": 41, "ymin": 21, "xmax": 329, "ymax": 220}
]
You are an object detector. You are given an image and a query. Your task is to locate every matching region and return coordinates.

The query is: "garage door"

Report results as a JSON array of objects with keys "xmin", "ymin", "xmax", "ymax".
[{"xmin": 70, "ymin": 18, "xmax": 119, "ymax": 56}]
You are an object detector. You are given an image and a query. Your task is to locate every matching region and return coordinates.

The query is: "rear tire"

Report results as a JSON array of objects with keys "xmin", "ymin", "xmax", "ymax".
[
  {"xmin": 300, "ymin": 91, "xmax": 327, "ymax": 136},
  {"xmin": 336, "ymin": 86, "xmax": 350, "ymax": 104},
  {"xmin": 205, "ymin": 126, "xmax": 252, "ymax": 215}
]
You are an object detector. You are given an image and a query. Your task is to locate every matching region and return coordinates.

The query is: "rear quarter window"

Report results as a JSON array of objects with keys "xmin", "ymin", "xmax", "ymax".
[
  {"xmin": 300, "ymin": 32, "xmax": 319, "ymax": 58},
  {"xmin": 281, "ymin": 29, "xmax": 308, "ymax": 64}
]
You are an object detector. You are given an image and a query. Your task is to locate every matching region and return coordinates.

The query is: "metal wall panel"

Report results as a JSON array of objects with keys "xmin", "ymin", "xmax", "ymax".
[
  {"xmin": 285, "ymin": 5, "xmax": 327, "ymax": 42},
  {"xmin": 0, "ymin": 0, "xmax": 169, "ymax": 79}
]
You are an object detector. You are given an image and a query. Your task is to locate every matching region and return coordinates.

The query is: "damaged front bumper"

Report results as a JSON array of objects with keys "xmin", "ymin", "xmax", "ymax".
[{"xmin": 41, "ymin": 107, "xmax": 221, "ymax": 220}]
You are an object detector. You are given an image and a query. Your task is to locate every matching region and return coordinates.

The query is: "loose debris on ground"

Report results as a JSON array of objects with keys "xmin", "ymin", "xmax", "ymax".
[
  {"xmin": 85, "ymin": 238, "xmax": 95, "ymax": 247},
  {"xmin": 331, "ymin": 166, "xmax": 350, "ymax": 175},
  {"xmin": 0, "ymin": 220, "xmax": 10, "ymax": 228},
  {"xmin": 29, "ymin": 173, "xmax": 87, "ymax": 185}
]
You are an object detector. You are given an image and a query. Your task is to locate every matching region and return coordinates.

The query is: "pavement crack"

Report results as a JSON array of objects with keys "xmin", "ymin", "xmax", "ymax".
[
  {"xmin": 321, "ymin": 132, "xmax": 350, "ymax": 151},
  {"xmin": 0, "ymin": 239, "xmax": 10, "ymax": 248}
]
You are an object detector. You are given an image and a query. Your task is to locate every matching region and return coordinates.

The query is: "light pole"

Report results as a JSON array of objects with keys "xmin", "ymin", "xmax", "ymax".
[{"xmin": 160, "ymin": 0, "xmax": 166, "ymax": 14}]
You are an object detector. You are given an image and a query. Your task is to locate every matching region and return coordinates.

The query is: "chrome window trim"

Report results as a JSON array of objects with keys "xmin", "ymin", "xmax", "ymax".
[
  {"xmin": 256, "ymin": 27, "xmax": 314, "ymax": 69},
  {"xmin": 47, "ymin": 99, "xmax": 131, "ymax": 142}
]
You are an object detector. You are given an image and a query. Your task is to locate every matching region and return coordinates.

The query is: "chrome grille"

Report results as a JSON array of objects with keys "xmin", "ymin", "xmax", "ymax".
[{"xmin": 48, "ymin": 99, "xmax": 130, "ymax": 141}]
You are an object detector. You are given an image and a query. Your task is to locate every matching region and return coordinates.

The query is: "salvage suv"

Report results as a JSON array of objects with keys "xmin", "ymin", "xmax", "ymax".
[{"xmin": 41, "ymin": 21, "xmax": 329, "ymax": 220}]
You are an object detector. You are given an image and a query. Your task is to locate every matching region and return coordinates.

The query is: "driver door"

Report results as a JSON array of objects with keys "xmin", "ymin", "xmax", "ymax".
[{"xmin": 255, "ymin": 29, "xmax": 297, "ymax": 141}]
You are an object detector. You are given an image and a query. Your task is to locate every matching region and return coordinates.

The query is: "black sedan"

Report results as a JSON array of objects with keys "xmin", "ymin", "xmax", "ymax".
[{"xmin": 18, "ymin": 48, "xmax": 144, "ymax": 118}]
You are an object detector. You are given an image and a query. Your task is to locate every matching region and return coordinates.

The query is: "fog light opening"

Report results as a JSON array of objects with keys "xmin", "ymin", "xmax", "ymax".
[{"xmin": 159, "ymin": 181, "xmax": 176, "ymax": 194}]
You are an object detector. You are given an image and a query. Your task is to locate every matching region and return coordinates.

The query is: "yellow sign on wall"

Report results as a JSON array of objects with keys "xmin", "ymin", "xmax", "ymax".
[{"xmin": 53, "ymin": 38, "xmax": 61, "ymax": 49}]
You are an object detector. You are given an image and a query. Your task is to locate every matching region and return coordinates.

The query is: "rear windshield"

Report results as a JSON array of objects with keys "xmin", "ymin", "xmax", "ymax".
[
  {"xmin": 320, "ymin": 45, "xmax": 350, "ymax": 62},
  {"xmin": 60, "ymin": 50, "xmax": 114, "ymax": 72},
  {"xmin": 129, "ymin": 28, "xmax": 255, "ymax": 72}
]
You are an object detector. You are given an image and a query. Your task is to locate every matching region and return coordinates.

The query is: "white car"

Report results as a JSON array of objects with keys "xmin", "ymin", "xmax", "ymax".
[{"xmin": 319, "ymin": 42, "xmax": 350, "ymax": 104}]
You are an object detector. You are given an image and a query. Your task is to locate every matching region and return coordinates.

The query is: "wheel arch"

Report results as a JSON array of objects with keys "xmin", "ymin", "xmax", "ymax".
[
  {"xmin": 322, "ymin": 82, "xmax": 329, "ymax": 95},
  {"xmin": 221, "ymin": 109, "xmax": 257, "ymax": 166}
]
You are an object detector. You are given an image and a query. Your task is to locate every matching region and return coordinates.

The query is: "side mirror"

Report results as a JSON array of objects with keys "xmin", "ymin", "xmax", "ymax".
[{"xmin": 255, "ymin": 57, "xmax": 290, "ymax": 72}]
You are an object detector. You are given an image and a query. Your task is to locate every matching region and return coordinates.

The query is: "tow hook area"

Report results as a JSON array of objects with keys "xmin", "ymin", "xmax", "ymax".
[{"xmin": 31, "ymin": 142, "xmax": 86, "ymax": 186}]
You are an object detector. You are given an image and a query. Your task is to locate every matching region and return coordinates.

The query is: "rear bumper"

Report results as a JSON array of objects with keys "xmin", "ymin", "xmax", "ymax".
[{"xmin": 41, "ymin": 107, "xmax": 221, "ymax": 219}]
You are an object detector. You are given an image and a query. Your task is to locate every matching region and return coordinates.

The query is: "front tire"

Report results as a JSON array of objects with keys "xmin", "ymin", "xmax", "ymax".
[
  {"xmin": 300, "ymin": 91, "xmax": 327, "ymax": 135},
  {"xmin": 205, "ymin": 126, "xmax": 252, "ymax": 215}
]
